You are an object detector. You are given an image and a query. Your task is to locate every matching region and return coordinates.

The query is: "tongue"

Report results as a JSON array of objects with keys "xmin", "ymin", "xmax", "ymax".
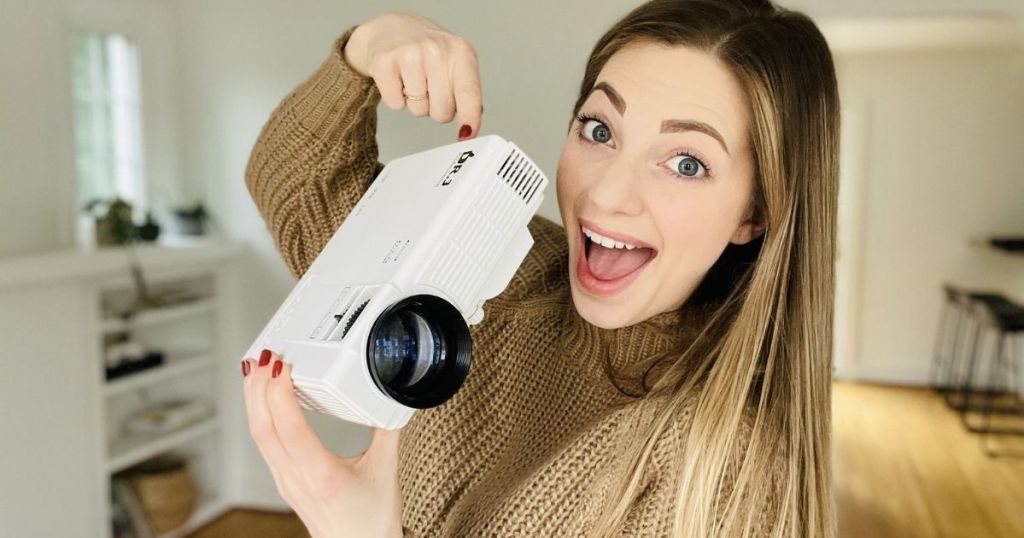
[{"xmin": 587, "ymin": 242, "xmax": 654, "ymax": 280}]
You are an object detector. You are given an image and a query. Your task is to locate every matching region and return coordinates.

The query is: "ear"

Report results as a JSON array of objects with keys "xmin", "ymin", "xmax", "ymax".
[{"xmin": 729, "ymin": 201, "xmax": 766, "ymax": 245}]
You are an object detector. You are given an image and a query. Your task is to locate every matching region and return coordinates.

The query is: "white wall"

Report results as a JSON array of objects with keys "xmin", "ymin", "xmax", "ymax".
[
  {"xmin": 66, "ymin": 0, "xmax": 188, "ymax": 222},
  {"xmin": 0, "ymin": 0, "xmax": 184, "ymax": 257},
  {"xmin": 0, "ymin": 0, "xmax": 75, "ymax": 256},
  {"xmin": 833, "ymin": 45, "xmax": 1024, "ymax": 384},
  {"xmin": 786, "ymin": 0, "xmax": 1024, "ymax": 18}
]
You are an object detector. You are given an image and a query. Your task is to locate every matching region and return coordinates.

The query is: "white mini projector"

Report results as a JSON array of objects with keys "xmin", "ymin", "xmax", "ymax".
[{"xmin": 244, "ymin": 134, "xmax": 548, "ymax": 429}]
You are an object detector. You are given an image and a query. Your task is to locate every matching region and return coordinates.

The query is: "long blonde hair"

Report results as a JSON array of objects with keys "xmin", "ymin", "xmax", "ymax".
[{"xmin": 571, "ymin": 1, "xmax": 840, "ymax": 536}]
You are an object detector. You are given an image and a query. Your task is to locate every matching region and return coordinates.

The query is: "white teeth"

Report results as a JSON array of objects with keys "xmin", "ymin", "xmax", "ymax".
[{"xmin": 582, "ymin": 226, "xmax": 639, "ymax": 250}]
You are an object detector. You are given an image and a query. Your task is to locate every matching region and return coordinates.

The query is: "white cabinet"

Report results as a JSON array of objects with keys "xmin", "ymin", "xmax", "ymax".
[{"xmin": 0, "ymin": 239, "xmax": 243, "ymax": 537}]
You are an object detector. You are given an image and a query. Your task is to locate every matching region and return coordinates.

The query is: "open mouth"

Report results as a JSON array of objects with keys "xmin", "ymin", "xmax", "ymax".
[{"xmin": 577, "ymin": 221, "xmax": 657, "ymax": 295}]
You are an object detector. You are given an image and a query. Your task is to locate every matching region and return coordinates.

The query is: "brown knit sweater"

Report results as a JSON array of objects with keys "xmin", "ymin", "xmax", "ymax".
[{"xmin": 245, "ymin": 27, "xmax": 781, "ymax": 537}]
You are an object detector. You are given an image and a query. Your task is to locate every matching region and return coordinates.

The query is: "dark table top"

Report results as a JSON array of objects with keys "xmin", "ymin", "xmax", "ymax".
[{"xmin": 990, "ymin": 237, "xmax": 1024, "ymax": 254}]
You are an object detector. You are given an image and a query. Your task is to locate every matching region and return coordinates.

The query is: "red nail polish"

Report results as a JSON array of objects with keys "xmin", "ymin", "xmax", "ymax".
[
  {"xmin": 259, "ymin": 349, "xmax": 271, "ymax": 367},
  {"xmin": 272, "ymin": 360, "xmax": 283, "ymax": 378},
  {"xmin": 458, "ymin": 124, "xmax": 472, "ymax": 139},
  {"xmin": 241, "ymin": 360, "xmax": 251, "ymax": 377}
]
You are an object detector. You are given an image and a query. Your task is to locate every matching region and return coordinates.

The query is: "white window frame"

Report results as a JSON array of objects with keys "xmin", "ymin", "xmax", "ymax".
[{"xmin": 71, "ymin": 30, "xmax": 147, "ymax": 215}]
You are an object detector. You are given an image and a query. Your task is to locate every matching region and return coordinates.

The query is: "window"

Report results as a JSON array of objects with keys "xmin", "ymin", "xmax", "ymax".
[{"xmin": 71, "ymin": 31, "xmax": 146, "ymax": 213}]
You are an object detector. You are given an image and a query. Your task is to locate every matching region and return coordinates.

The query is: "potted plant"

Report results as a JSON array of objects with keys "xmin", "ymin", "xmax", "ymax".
[{"xmin": 84, "ymin": 197, "xmax": 138, "ymax": 246}]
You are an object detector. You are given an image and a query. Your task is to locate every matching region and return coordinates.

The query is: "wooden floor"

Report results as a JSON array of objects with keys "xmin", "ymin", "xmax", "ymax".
[
  {"xmin": 188, "ymin": 509, "xmax": 309, "ymax": 537},
  {"xmin": 189, "ymin": 383, "xmax": 1024, "ymax": 537},
  {"xmin": 834, "ymin": 382, "xmax": 1024, "ymax": 538}
]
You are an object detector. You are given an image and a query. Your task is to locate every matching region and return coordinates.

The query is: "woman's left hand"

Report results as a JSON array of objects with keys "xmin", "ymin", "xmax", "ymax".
[{"xmin": 242, "ymin": 349, "xmax": 404, "ymax": 538}]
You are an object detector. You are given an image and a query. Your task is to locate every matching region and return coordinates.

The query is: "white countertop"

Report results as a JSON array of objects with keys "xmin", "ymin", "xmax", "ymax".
[{"xmin": 0, "ymin": 236, "xmax": 245, "ymax": 290}]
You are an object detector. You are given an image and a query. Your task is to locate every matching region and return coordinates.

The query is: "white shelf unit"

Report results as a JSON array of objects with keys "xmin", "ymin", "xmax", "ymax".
[
  {"xmin": 0, "ymin": 240, "xmax": 245, "ymax": 538},
  {"xmin": 107, "ymin": 415, "xmax": 222, "ymax": 474},
  {"xmin": 105, "ymin": 351, "xmax": 216, "ymax": 398},
  {"xmin": 97, "ymin": 267, "xmax": 231, "ymax": 537},
  {"xmin": 99, "ymin": 298, "xmax": 216, "ymax": 335}
]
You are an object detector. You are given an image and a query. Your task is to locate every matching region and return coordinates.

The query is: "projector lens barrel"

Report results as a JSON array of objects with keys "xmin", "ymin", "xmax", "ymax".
[{"xmin": 367, "ymin": 295, "xmax": 471, "ymax": 409}]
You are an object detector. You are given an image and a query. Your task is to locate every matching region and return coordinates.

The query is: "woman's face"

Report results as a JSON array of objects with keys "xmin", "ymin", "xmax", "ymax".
[{"xmin": 556, "ymin": 41, "xmax": 763, "ymax": 329}]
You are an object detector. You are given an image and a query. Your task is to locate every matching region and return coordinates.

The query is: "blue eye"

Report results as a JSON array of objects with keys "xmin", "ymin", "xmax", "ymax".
[
  {"xmin": 583, "ymin": 120, "xmax": 611, "ymax": 143},
  {"xmin": 576, "ymin": 114, "xmax": 612, "ymax": 144},
  {"xmin": 666, "ymin": 154, "xmax": 708, "ymax": 179}
]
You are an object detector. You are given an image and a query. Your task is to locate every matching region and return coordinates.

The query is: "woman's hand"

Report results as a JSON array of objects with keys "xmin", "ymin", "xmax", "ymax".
[
  {"xmin": 242, "ymin": 349, "xmax": 404, "ymax": 538},
  {"xmin": 344, "ymin": 11, "xmax": 483, "ymax": 140}
]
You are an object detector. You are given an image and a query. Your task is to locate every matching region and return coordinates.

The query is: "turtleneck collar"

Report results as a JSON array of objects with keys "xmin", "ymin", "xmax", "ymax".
[{"xmin": 559, "ymin": 291, "xmax": 721, "ymax": 395}]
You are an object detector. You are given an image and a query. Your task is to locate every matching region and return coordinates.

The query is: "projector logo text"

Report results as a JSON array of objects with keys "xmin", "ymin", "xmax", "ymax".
[{"xmin": 440, "ymin": 150, "xmax": 475, "ymax": 186}]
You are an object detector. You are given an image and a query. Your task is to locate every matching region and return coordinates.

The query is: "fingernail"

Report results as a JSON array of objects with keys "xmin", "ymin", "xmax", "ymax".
[
  {"xmin": 259, "ymin": 349, "xmax": 271, "ymax": 367},
  {"xmin": 458, "ymin": 124, "xmax": 472, "ymax": 139},
  {"xmin": 272, "ymin": 359, "xmax": 283, "ymax": 378},
  {"xmin": 241, "ymin": 360, "xmax": 251, "ymax": 377}
]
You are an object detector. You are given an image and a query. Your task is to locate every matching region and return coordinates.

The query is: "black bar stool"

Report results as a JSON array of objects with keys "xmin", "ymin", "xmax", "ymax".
[
  {"xmin": 929, "ymin": 284, "xmax": 1003, "ymax": 400},
  {"xmin": 959, "ymin": 296, "xmax": 1024, "ymax": 457},
  {"xmin": 930, "ymin": 285, "xmax": 969, "ymax": 392}
]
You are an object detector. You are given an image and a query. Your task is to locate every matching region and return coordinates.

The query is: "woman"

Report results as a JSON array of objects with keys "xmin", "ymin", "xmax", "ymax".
[{"xmin": 241, "ymin": 0, "xmax": 839, "ymax": 536}]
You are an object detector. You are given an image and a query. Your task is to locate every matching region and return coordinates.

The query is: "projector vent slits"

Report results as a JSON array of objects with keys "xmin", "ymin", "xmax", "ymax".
[
  {"xmin": 295, "ymin": 385, "xmax": 361, "ymax": 423},
  {"xmin": 497, "ymin": 148, "xmax": 544, "ymax": 204}
]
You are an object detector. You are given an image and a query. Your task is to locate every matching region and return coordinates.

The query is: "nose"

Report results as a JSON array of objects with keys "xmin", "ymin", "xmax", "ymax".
[{"xmin": 585, "ymin": 154, "xmax": 644, "ymax": 216}]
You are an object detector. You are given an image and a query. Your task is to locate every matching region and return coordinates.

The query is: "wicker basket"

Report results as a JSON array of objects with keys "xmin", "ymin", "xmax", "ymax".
[{"xmin": 130, "ymin": 454, "xmax": 198, "ymax": 533}]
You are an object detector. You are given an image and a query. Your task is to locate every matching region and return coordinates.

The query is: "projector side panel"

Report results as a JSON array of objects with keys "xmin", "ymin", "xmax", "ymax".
[
  {"xmin": 416, "ymin": 143, "xmax": 549, "ymax": 312},
  {"xmin": 328, "ymin": 135, "xmax": 510, "ymax": 288}
]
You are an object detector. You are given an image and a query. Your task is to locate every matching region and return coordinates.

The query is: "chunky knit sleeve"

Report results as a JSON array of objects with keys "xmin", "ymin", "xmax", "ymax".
[{"xmin": 244, "ymin": 25, "xmax": 384, "ymax": 280}]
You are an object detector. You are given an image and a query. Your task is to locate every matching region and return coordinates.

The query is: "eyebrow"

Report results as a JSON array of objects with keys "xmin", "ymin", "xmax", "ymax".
[
  {"xmin": 588, "ymin": 81, "xmax": 731, "ymax": 155},
  {"xmin": 593, "ymin": 82, "xmax": 626, "ymax": 115},
  {"xmin": 661, "ymin": 119, "xmax": 730, "ymax": 155}
]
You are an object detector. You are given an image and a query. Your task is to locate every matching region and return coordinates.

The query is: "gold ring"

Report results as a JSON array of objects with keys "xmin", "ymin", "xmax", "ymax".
[{"xmin": 402, "ymin": 89, "xmax": 428, "ymax": 101}]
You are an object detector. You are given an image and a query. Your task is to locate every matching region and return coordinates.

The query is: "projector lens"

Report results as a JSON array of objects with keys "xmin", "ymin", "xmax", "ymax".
[
  {"xmin": 367, "ymin": 295, "xmax": 471, "ymax": 409},
  {"xmin": 372, "ymin": 310, "xmax": 441, "ymax": 387}
]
